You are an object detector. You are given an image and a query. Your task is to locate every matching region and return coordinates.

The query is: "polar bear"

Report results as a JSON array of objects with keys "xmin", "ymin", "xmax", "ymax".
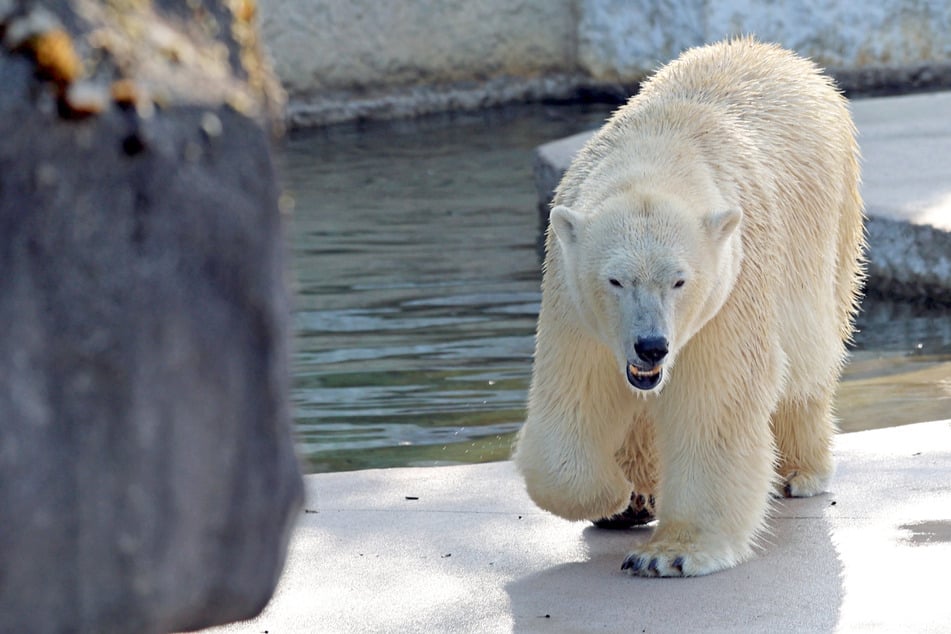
[{"xmin": 514, "ymin": 37, "xmax": 865, "ymax": 577}]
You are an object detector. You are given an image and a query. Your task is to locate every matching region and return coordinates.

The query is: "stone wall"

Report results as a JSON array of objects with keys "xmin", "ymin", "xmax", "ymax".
[
  {"xmin": 259, "ymin": 0, "xmax": 951, "ymax": 126},
  {"xmin": 578, "ymin": 0, "xmax": 951, "ymax": 85},
  {"xmin": 262, "ymin": 0, "xmax": 576, "ymax": 94},
  {"xmin": 260, "ymin": 0, "xmax": 578, "ymax": 126}
]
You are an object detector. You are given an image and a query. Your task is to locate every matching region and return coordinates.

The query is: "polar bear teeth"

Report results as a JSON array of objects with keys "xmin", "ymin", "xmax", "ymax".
[{"xmin": 628, "ymin": 364, "xmax": 661, "ymax": 377}]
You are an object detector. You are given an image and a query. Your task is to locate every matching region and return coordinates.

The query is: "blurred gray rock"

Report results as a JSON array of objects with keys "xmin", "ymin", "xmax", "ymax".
[{"xmin": 0, "ymin": 1, "xmax": 302, "ymax": 633}]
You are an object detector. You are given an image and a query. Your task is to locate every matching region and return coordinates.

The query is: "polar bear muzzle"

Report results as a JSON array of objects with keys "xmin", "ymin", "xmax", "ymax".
[
  {"xmin": 635, "ymin": 335, "xmax": 668, "ymax": 364},
  {"xmin": 625, "ymin": 336, "xmax": 668, "ymax": 389},
  {"xmin": 626, "ymin": 363, "xmax": 663, "ymax": 390}
]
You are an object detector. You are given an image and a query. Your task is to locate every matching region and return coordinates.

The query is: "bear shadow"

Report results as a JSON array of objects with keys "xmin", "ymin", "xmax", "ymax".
[{"xmin": 505, "ymin": 496, "xmax": 843, "ymax": 632}]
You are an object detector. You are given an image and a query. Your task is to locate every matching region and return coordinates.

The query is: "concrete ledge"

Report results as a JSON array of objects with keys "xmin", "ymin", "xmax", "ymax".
[
  {"xmin": 284, "ymin": 74, "xmax": 583, "ymax": 129},
  {"xmin": 204, "ymin": 420, "xmax": 951, "ymax": 633},
  {"xmin": 534, "ymin": 91, "xmax": 951, "ymax": 304}
]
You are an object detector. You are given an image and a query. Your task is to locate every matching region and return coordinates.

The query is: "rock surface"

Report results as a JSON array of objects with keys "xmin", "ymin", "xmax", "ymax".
[{"xmin": 0, "ymin": 1, "xmax": 302, "ymax": 632}]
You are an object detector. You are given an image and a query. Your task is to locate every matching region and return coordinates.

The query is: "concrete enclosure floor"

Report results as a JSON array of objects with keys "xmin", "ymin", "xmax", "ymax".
[{"xmin": 203, "ymin": 420, "xmax": 951, "ymax": 633}]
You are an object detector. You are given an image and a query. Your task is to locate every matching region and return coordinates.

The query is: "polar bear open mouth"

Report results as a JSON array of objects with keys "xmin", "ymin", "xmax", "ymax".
[{"xmin": 626, "ymin": 364, "xmax": 663, "ymax": 391}]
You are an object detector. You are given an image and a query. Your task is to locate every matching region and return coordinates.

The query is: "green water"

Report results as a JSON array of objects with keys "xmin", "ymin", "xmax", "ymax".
[{"xmin": 275, "ymin": 103, "xmax": 951, "ymax": 474}]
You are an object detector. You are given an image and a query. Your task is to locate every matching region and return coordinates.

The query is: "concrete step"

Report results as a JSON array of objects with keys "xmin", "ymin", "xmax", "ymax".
[{"xmin": 534, "ymin": 91, "xmax": 951, "ymax": 304}]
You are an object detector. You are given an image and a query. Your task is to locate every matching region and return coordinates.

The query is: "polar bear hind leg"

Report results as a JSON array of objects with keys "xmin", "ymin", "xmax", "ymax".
[{"xmin": 771, "ymin": 392, "xmax": 836, "ymax": 498}]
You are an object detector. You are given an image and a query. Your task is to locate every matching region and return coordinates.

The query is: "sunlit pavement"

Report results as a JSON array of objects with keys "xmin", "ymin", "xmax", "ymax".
[{"xmin": 204, "ymin": 419, "xmax": 951, "ymax": 633}]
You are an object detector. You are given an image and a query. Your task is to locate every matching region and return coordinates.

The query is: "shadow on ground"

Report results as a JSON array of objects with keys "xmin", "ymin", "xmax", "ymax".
[{"xmin": 506, "ymin": 496, "xmax": 843, "ymax": 633}]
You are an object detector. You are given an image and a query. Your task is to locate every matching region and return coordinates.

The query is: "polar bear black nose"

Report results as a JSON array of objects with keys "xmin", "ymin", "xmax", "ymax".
[{"xmin": 635, "ymin": 336, "xmax": 669, "ymax": 364}]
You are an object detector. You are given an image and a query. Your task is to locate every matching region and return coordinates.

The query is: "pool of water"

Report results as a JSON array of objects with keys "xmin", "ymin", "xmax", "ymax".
[{"xmin": 275, "ymin": 103, "xmax": 951, "ymax": 474}]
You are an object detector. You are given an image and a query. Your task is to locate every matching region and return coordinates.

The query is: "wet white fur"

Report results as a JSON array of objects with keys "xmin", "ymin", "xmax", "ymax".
[{"xmin": 514, "ymin": 37, "xmax": 865, "ymax": 577}]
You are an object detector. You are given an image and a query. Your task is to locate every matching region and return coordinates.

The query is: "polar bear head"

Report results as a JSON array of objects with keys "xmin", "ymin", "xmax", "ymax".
[{"xmin": 550, "ymin": 192, "xmax": 742, "ymax": 393}]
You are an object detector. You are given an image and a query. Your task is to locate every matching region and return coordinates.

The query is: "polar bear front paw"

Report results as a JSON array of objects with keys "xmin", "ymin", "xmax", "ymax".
[
  {"xmin": 621, "ymin": 551, "xmax": 687, "ymax": 577},
  {"xmin": 621, "ymin": 534, "xmax": 739, "ymax": 577}
]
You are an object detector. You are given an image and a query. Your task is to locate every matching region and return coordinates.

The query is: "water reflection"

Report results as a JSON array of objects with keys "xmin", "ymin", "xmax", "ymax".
[
  {"xmin": 276, "ymin": 104, "xmax": 951, "ymax": 473},
  {"xmin": 843, "ymin": 299, "xmax": 951, "ymax": 430}
]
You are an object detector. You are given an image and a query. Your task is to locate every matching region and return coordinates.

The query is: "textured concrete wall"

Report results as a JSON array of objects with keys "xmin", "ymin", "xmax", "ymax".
[
  {"xmin": 259, "ymin": 0, "xmax": 577, "ymax": 124},
  {"xmin": 259, "ymin": 0, "xmax": 951, "ymax": 125},
  {"xmin": 579, "ymin": 0, "xmax": 951, "ymax": 81}
]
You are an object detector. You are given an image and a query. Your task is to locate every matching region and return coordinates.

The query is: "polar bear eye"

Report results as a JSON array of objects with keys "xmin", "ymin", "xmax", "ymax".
[
  {"xmin": 673, "ymin": 279, "xmax": 686, "ymax": 289},
  {"xmin": 609, "ymin": 278, "xmax": 623, "ymax": 288}
]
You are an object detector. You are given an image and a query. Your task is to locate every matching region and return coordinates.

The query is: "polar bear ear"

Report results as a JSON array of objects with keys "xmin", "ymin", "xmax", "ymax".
[
  {"xmin": 704, "ymin": 208, "xmax": 742, "ymax": 243},
  {"xmin": 550, "ymin": 205, "xmax": 583, "ymax": 247}
]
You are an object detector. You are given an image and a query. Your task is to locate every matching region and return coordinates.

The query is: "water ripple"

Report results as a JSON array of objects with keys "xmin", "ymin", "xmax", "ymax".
[{"xmin": 277, "ymin": 104, "xmax": 951, "ymax": 473}]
